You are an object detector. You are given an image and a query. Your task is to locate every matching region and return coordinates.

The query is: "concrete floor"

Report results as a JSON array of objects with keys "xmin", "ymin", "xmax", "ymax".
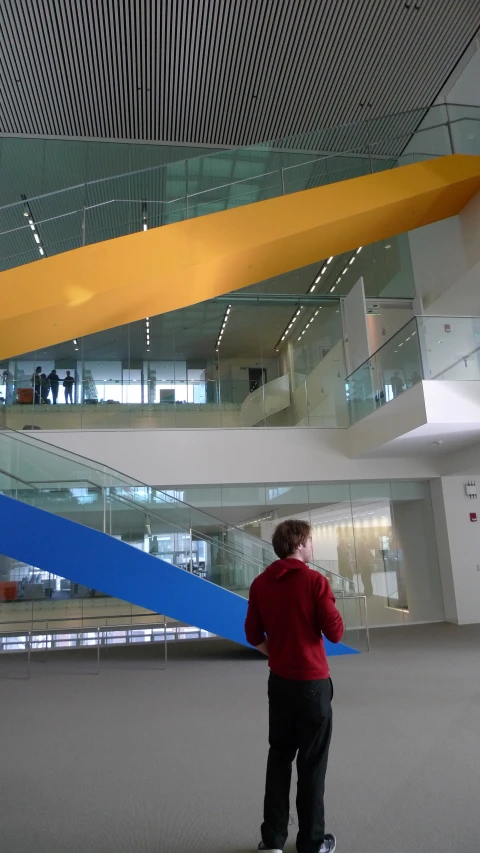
[{"xmin": 1, "ymin": 623, "xmax": 480, "ymax": 853}]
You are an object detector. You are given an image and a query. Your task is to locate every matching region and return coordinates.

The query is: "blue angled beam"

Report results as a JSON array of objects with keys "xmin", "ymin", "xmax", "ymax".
[{"xmin": 0, "ymin": 494, "xmax": 357, "ymax": 654}]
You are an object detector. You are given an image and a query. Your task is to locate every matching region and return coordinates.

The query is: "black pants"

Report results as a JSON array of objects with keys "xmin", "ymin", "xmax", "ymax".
[
  {"xmin": 262, "ymin": 672, "xmax": 333, "ymax": 853},
  {"xmin": 51, "ymin": 385, "xmax": 58, "ymax": 404},
  {"xmin": 65, "ymin": 389, "xmax": 73, "ymax": 404}
]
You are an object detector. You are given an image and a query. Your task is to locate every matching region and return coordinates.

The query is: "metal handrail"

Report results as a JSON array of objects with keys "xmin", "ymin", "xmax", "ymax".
[
  {"xmin": 0, "ymin": 106, "xmax": 476, "ymax": 217},
  {"xmin": 0, "ymin": 598, "xmax": 369, "ymax": 652},
  {"xmin": 0, "ymin": 426, "xmax": 356, "ymax": 592},
  {"xmin": 345, "ymin": 316, "xmax": 418, "ymax": 379},
  {"xmin": 0, "ymin": 612, "xmax": 159, "ymax": 630},
  {"xmin": 0, "ymin": 616, "xmax": 171, "ymax": 675}
]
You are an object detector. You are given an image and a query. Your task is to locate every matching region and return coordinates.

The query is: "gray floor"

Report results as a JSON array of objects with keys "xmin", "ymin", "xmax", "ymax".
[{"xmin": 1, "ymin": 624, "xmax": 480, "ymax": 853}]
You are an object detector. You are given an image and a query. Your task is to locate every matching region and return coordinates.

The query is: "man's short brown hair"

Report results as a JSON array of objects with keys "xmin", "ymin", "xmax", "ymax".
[{"xmin": 272, "ymin": 519, "xmax": 312, "ymax": 559}]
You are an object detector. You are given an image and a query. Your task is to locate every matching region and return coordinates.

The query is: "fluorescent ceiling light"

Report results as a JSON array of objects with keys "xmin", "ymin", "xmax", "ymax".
[
  {"xmin": 215, "ymin": 305, "xmax": 232, "ymax": 351},
  {"xmin": 356, "ymin": 247, "xmax": 363, "ymax": 254},
  {"xmin": 327, "ymin": 256, "xmax": 333, "ymax": 264}
]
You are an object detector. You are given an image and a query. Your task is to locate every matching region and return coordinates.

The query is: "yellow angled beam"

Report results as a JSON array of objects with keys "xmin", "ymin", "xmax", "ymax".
[{"xmin": 1, "ymin": 153, "xmax": 480, "ymax": 359}]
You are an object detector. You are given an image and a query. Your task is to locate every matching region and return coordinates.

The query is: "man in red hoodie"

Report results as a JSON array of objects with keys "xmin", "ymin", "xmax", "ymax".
[{"xmin": 245, "ymin": 519, "xmax": 344, "ymax": 853}]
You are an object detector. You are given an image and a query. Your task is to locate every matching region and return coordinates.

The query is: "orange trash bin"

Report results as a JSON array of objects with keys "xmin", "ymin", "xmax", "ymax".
[{"xmin": 17, "ymin": 387, "xmax": 34, "ymax": 404}]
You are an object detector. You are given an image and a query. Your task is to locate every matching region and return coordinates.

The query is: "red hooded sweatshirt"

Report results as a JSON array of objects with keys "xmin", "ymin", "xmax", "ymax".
[{"xmin": 244, "ymin": 558, "xmax": 344, "ymax": 680}]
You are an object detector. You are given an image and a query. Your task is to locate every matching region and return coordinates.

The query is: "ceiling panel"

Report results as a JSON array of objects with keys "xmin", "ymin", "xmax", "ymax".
[{"xmin": 0, "ymin": 0, "xmax": 478, "ymax": 147}]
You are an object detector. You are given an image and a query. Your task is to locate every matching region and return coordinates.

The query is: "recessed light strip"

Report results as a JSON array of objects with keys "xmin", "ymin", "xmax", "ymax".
[
  {"xmin": 328, "ymin": 246, "xmax": 363, "ymax": 292},
  {"xmin": 274, "ymin": 306, "xmax": 304, "ymax": 350},
  {"xmin": 297, "ymin": 308, "xmax": 321, "ymax": 341},
  {"xmin": 215, "ymin": 305, "xmax": 232, "ymax": 352},
  {"xmin": 308, "ymin": 257, "xmax": 333, "ymax": 293},
  {"xmin": 145, "ymin": 316, "xmax": 150, "ymax": 352},
  {"xmin": 22, "ymin": 198, "xmax": 45, "ymax": 258}
]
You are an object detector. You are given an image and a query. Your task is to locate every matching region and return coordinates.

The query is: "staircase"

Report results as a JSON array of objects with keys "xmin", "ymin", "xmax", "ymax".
[{"xmin": 0, "ymin": 427, "xmax": 366, "ymax": 653}]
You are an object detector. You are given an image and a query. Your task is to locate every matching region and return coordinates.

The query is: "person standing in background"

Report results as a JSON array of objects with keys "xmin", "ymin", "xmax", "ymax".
[
  {"xmin": 245, "ymin": 519, "xmax": 344, "ymax": 853},
  {"xmin": 31, "ymin": 366, "xmax": 42, "ymax": 404},
  {"xmin": 390, "ymin": 371, "xmax": 404, "ymax": 397},
  {"xmin": 48, "ymin": 369, "xmax": 60, "ymax": 404},
  {"xmin": 40, "ymin": 373, "xmax": 50, "ymax": 404},
  {"xmin": 63, "ymin": 371, "xmax": 75, "ymax": 404}
]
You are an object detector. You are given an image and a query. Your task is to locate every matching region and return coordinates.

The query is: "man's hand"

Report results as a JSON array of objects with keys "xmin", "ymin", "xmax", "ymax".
[{"xmin": 255, "ymin": 639, "xmax": 269, "ymax": 656}]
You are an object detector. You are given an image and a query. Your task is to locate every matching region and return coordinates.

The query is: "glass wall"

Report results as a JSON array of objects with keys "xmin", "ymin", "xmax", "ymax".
[
  {"xmin": 0, "ymin": 478, "xmax": 443, "ymax": 632},
  {"xmin": 2, "ymin": 103, "xmax": 467, "ymax": 274},
  {"xmin": 0, "ymin": 136, "xmax": 223, "ymax": 206},
  {"xmin": 166, "ymin": 480, "xmax": 444, "ymax": 628},
  {"xmin": 346, "ymin": 314, "xmax": 480, "ymax": 424},
  {"xmin": 0, "ymin": 297, "xmax": 348, "ymax": 430},
  {"xmin": 240, "ymin": 232, "xmax": 415, "ymax": 300}
]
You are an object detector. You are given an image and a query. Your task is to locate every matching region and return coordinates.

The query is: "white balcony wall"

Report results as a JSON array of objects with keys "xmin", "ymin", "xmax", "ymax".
[{"xmin": 38, "ymin": 428, "xmax": 439, "ymax": 486}]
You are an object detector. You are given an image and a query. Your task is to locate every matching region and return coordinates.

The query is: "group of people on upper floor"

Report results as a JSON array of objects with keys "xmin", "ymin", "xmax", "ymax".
[{"xmin": 31, "ymin": 366, "xmax": 75, "ymax": 405}]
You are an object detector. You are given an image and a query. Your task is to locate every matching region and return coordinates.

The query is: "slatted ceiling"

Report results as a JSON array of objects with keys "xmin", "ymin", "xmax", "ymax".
[{"xmin": 0, "ymin": 1, "xmax": 478, "ymax": 146}]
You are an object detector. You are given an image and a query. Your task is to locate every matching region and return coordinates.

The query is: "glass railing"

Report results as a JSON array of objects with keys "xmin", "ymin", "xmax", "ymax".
[
  {"xmin": 0, "ymin": 317, "xmax": 350, "ymax": 431},
  {"xmin": 0, "ymin": 377, "xmax": 303, "ymax": 430},
  {"xmin": 1, "ymin": 103, "xmax": 479, "ymax": 274},
  {"xmin": 0, "ymin": 427, "xmax": 357, "ymax": 608},
  {"xmin": 417, "ymin": 316, "xmax": 480, "ymax": 381},
  {"xmin": 346, "ymin": 314, "xmax": 480, "ymax": 423}
]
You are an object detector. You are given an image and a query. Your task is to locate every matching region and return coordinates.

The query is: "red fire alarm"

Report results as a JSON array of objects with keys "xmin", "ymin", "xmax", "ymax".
[{"xmin": 470, "ymin": 512, "xmax": 477, "ymax": 522}]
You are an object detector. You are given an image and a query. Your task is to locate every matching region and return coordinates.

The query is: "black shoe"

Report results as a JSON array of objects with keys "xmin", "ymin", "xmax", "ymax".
[{"xmin": 258, "ymin": 842, "xmax": 283, "ymax": 852}]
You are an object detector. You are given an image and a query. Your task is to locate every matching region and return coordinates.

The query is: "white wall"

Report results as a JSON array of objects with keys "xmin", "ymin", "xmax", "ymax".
[
  {"xmin": 342, "ymin": 277, "xmax": 369, "ymax": 374},
  {"xmin": 291, "ymin": 341, "xmax": 349, "ymax": 428},
  {"xmin": 405, "ymin": 40, "xmax": 480, "ymax": 313},
  {"xmin": 439, "ymin": 440, "xmax": 480, "ymax": 476},
  {"xmin": 430, "ymin": 475, "xmax": 480, "ymax": 624},
  {"xmin": 393, "ymin": 498, "xmax": 445, "ymax": 623},
  {"xmin": 37, "ymin": 428, "xmax": 440, "ymax": 486},
  {"xmin": 409, "ymin": 189, "xmax": 480, "ymax": 316},
  {"xmin": 366, "ymin": 307, "xmax": 413, "ymax": 354}
]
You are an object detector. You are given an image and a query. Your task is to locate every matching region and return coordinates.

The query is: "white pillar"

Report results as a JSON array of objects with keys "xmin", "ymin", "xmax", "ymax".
[{"xmin": 430, "ymin": 476, "xmax": 480, "ymax": 624}]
